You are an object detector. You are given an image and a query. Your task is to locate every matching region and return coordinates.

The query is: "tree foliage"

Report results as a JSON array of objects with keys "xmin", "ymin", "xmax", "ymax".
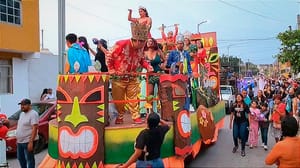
[{"xmin": 276, "ymin": 30, "xmax": 300, "ymax": 73}]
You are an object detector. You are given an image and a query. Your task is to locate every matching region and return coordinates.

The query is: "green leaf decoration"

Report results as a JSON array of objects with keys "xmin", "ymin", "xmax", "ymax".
[{"xmin": 208, "ymin": 53, "xmax": 219, "ymax": 63}]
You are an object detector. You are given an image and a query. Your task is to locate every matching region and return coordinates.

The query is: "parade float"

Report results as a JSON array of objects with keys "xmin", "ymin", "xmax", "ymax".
[{"xmin": 39, "ymin": 31, "xmax": 225, "ymax": 168}]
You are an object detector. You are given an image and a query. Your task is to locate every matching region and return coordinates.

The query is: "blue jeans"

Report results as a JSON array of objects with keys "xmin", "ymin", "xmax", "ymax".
[
  {"xmin": 267, "ymin": 99, "xmax": 274, "ymax": 112},
  {"xmin": 260, "ymin": 126, "xmax": 269, "ymax": 145},
  {"xmin": 136, "ymin": 158, "xmax": 164, "ymax": 168},
  {"xmin": 17, "ymin": 142, "xmax": 36, "ymax": 168},
  {"xmin": 233, "ymin": 122, "xmax": 248, "ymax": 150}
]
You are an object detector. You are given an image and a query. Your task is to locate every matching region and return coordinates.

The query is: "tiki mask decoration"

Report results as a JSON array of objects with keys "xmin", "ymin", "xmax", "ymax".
[
  {"xmin": 159, "ymin": 74, "xmax": 192, "ymax": 156},
  {"xmin": 56, "ymin": 74, "xmax": 109, "ymax": 168}
]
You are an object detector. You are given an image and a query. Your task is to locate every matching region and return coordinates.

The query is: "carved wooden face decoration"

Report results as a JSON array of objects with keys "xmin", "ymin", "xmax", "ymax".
[
  {"xmin": 159, "ymin": 74, "xmax": 192, "ymax": 156},
  {"xmin": 56, "ymin": 75, "xmax": 108, "ymax": 168}
]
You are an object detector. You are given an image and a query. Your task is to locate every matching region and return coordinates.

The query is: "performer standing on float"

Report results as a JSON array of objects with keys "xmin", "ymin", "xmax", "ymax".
[
  {"xmin": 160, "ymin": 24, "xmax": 178, "ymax": 50},
  {"xmin": 64, "ymin": 33, "xmax": 91, "ymax": 74},
  {"xmin": 106, "ymin": 23, "xmax": 153, "ymax": 124},
  {"xmin": 196, "ymin": 39, "xmax": 207, "ymax": 66},
  {"xmin": 166, "ymin": 34, "xmax": 192, "ymax": 110},
  {"xmin": 128, "ymin": 6, "xmax": 152, "ymax": 38}
]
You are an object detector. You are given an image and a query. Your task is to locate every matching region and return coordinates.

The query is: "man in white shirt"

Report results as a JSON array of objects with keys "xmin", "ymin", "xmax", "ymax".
[{"xmin": 16, "ymin": 98, "xmax": 39, "ymax": 168}]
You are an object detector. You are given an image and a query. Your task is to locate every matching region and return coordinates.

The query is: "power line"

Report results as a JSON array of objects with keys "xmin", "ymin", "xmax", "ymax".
[
  {"xmin": 218, "ymin": 37, "xmax": 276, "ymax": 42},
  {"xmin": 218, "ymin": 0, "xmax": 284, "ymax": 23},
  {"xmin": 66, "ymin": 3, "xmax": 128, "ymax": 31}
]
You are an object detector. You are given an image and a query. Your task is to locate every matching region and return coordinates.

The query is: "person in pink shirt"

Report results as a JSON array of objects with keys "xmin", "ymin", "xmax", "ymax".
[{"xmin": 248, "ymin": 100, "xmax": 261, "ymax": 148}]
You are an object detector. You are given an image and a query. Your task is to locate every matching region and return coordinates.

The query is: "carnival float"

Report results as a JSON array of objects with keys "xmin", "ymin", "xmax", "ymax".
[{"xmin": 39, "ymin": 31, "xmax": 225, "ymax": 168}]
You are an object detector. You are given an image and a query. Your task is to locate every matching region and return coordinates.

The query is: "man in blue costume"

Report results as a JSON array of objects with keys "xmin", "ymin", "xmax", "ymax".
[{"xmin": 166, "ymin": 34, "xmax": 192, "ymax": 110}]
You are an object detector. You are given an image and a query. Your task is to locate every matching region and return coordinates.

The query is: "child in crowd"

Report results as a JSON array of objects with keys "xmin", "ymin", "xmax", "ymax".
[
  {"xmin": 248, "ymin": 101, "xmax": 260, "ymax": 148},
  {"xmin": 259, "ymin": 103, "xmax": 270, "ymax": 150},
  {"xmin": 270, "ymin": 94, "xmax": 286, "ymax": 143}
]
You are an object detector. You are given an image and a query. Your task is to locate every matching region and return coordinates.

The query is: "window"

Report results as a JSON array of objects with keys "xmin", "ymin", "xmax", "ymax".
[
  {"xmin": 0, "ymin": 59, "xmax": 13, "ymax": 94},
  {"xmin": 0, "ymin": 0, "xmax": 21, "ymax": 25}
]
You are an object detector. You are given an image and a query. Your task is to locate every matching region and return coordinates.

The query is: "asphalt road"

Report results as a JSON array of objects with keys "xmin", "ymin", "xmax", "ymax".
[
  {"xmin": 8, "ymin": 115, "xmax": 297, "ymax": 168},
  {"xmin": 7, "ymin": 147, "xmax": 47, "ymax": 168},
  {"xmin": 186, "ymin": 115, "xmax": 277, "ymax": 168}
]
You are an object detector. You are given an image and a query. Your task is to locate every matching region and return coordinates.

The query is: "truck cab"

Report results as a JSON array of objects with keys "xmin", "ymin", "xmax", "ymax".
[{"xmin": 220, "ymin": 85, "xmax": 235, "ymax": 114}]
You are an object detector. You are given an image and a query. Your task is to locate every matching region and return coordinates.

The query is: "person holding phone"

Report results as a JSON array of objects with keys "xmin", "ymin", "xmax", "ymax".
[{"xmin": 230, "ymin": 94, "xmax": 250, "ymax": 157}]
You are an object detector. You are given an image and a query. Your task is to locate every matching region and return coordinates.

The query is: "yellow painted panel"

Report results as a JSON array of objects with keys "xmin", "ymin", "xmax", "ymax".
[{"xmin": 0, "ymin": 0, "xmax": 40, "ymax": 52}]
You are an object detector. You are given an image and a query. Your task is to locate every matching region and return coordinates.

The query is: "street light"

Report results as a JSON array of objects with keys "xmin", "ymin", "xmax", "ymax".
[{"xmin": 197, "ymin": 20, "xmax": 207, "ymax": 33}]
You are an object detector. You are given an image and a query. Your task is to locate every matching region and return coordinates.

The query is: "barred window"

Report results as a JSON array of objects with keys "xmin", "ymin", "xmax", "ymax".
[
  {"xmin": 0, "ymin": 0, "xmax": 21, "ymax": 25},
  {"xmin": 0, "ymin": 59, "xmax": 13, "ymax": 94}
]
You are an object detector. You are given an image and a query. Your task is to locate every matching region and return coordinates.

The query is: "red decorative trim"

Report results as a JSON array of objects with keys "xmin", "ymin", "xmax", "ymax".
[
  {"xmin": 68, "ymin": 75, "xmax": 75, "ymax": 83},
  {"xmin": 160, "ymin": 74, "xmax": 187, "ymax": 83},
  {"xmin": 175, "ymin": 145, "xmax": 192, "ymax": 156},
  {"xmin": 97, "ymin": 111, "xmax": 104, "ymax": 117},
  {"xmin": 95, "ymin": 75, "xmax": 101, "ymax": 82},
  {"xmin": 81, "ymin": 75, "xmax": 88, "ymax": 83},
  {"xmin": 80, "ymin": 86, "xmax": 104, "ymax": 104},
  {"xmin": 191, "ymin": 140, "xmax": 202, "ymax": 158},
  {"xmin": 177, "ymin": 110, "xmax": 191, "ymax": 138},
  {"xmin": 57, "ymin": 86, "xmax": 73, "ymax": 103},
  {"xmin": 212, "ymin": 117, "xmax": 225, "ymax": 142},
  {"xmin": 85, "ymin": 162, "xmax": 91, "ymax": 168}
]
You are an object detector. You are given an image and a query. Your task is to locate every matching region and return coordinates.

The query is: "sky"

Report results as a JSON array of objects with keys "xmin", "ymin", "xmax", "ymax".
[{"xmin": 39, "ymin": 0, "xmax": 300, "ymax": 65}]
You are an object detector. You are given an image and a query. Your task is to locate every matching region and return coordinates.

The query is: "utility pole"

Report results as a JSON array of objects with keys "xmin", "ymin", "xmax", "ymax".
[
  {"xmin": 197, "ymin": 20, "xmax": 207, "ymax": 33},
  {"xmin": 238, "ymin": 58, "xmax": 241, "ymax": 76},
  {"xmin": 58, "ymin": 0, "xmax": 65, "ymax": 74},
  {"xmin": 298, "ymin": 15, "xmax": 300, "ymax": 30},
  {"xmin": 41, "ymin": 29, "xmax": 44, "ymax": 49}
]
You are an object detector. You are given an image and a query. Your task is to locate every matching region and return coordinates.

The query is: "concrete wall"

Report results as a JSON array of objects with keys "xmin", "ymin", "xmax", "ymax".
[
  {"xmin": 0, "ymin": 51, "xmax": 58, "ymax": 116},
  {"xmin": 28, "ymin": 51, "xmax": 58, "ymax": 102}
]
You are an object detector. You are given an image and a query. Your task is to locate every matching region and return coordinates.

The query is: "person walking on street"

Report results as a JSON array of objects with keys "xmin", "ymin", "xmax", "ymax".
[
  {"xmin": 259, "ymin": 103, "xmax": 270, "ymax": 150},
  {"xmin": 230, "ymin": 94, "xmax": 250, "ymax": 157},
  {"xmin": 248, "ymin": 101, "xmax": 261, "ymax": 149},
  {"xmin": 270, "ymin": 94, "xmax": 286, "ymax": 143},
  {"xmin": 16, "ymin": 99, "xmax": 39, "ymax": 168}
]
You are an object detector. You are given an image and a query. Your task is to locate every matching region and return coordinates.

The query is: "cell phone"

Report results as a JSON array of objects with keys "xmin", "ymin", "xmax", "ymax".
[{"xmin": 92, "ymin": 39, "xmax": 98, "ymax": 45}]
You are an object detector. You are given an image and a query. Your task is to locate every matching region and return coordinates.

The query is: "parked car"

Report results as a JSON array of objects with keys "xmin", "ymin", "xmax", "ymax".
[
  {"xmin": 5, "ymin": 101, "xmax": 56, "ymax": 154},
  {"xmin": 220, "ymin": 85, "xmax": 235, "ymax": 114}
]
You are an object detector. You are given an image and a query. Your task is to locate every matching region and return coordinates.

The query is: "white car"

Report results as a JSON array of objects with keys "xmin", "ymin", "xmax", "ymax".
[{"xmin": 220, "ymin": 85, "xmax": 235, "ymax": 114}]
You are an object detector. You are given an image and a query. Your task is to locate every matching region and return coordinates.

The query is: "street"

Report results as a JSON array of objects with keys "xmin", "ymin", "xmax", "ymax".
[
  {"xmin": 186, "ymin": 115, "xmax": 277, "ymax": 168},
  {"xmin": 7, "ymin": 115, "xmax": 280, "ymax": 168},
  {"xmin": 7, "ymin": 147, "xmax": 47, "ymax": 168}
]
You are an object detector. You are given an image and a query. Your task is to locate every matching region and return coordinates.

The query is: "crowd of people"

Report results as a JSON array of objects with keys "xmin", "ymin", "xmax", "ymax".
[
  {"xmin": 52, "ymin": 5, "xmax": 300, "ymax": 167},
  {"xmin": 230, "ymin": 75, "xmax": 300, "ymax": 167}
]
